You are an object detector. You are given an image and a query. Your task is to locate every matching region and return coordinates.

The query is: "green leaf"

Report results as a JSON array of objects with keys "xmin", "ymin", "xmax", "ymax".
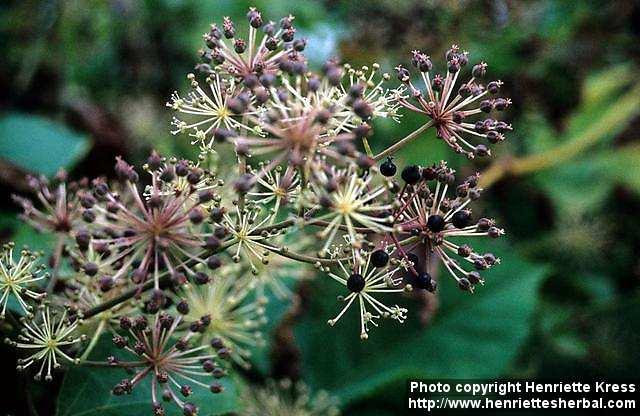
[
  {"xmin": 0, "ymin": 113, "xmax": 91, "ymax": 177},
  {"xmin": 248, "ymin": 279, "xmax": 296, "ymax": 375},
  {"xmin": 536, "ymin": 144, "xmax": 640, "ymax": 215},
  {"xmin": 294, "ymin": 240, "xmax": 548, "ymax": 405},
  {"xmin": 57, "ymin": 335, "xmax": 241, "ymax": 416}
]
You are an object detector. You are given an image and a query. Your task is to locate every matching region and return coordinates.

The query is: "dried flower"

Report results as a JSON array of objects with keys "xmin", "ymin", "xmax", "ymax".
[
  {"xmin": 393, "ymin": 45, "xmax": 512, "ymax": 159},
  {"xmin": 81, "ymin": 155, "xmax": 218, "ymax": 291},
  {"xmin": 12, "ymin": 170, "xmax": 84, "ymax": 235},
  {"xmin": 230, "ymin": 73, "xmax": 369, "ymax": 176},
  {"xmin": 7, "ymin": 306, "xmax": 85, "ymax": 381},
  {"xmin": 0, "ymin": 243, "xmax": 47, "ymax": 318}
]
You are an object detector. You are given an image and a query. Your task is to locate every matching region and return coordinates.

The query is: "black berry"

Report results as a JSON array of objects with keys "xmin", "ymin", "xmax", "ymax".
[
  {"xmin": 347, "ymin": 273, "xmax": 366, "ymax": 292},
  {"xmin": 401, "ymin": 165, "xmax": 421, "ymax": 184},
  {"xmin": 451, "ymin": 210, "xmax": 471, "ymax": 229},
  {"xmin": 370, "ymin": 250, "xmax": 389, "ymax": 267},
  {"xmin": 415, "ymin": 272, "xmax": 437, "ymax": 292},
  {"xmin": 380, "ymin": 158, "xmax": 397, "ymax": 177},
  {"xmin": 427, "ymin": 215, "xmax": 446, "ymax": 232}
]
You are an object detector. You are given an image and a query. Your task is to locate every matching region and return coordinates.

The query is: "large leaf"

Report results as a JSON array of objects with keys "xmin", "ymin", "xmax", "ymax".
[
  {"xmin": 248, "ymin": 277, "xmax": 297, "ymax": 375},
  {"xmin": 536, "ymin": 144, "xmax": 640, "ymax": 215},
  {"xmin": 0, "ymin": 113, "xmax": 91, "ymax": 177},
  {"xmin": 294, "ymin": 240, "xmax": 548, "ymax": 405},
  {"xmin": 57, "ymin": 335, "xmax": 241, "ymax": 416}
]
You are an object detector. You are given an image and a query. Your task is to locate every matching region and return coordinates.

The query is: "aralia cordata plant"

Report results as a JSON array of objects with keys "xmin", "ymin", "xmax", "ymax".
[{"xmin": 2, "ymin": 6, "xmax": 513, "ymax": 415}]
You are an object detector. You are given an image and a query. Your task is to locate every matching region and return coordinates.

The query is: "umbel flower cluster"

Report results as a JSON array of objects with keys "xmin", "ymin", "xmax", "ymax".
[{"xmin": 1, "ymin": 7, "xmax": 511, "ymax": 415}]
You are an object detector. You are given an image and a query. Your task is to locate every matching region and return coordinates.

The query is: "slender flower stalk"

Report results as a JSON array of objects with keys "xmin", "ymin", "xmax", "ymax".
[
  {"xmin": 177, "ymin": 272, "xmax": 266, "ymax": 368},
  {"xmin": 246, "ymin": 233, "xmax": 313, "ymax": 303},
  {"xmin": 385, "ymin": 161, "xmax": 504, "ymax": 292},
  {"xmin": 0, "ymin": 243, "xmax": 47, "ymax": 318},
  {"xmin": 302, "ymin": 164, "xmax": 394, "ymax": 255},
  {"xmin": 7, "ymin": 306, "xmax": 85, "ymax": 381},
  {"xmin": 326, "ymin": 246, "xmax": 407, "ymax": 339},
  {"xmin": 392, "ymin": 45, "xmax": 512, "ymax": 159}
]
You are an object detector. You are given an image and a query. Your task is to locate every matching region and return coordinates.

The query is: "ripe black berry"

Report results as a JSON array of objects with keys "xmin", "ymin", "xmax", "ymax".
[
  {"xmin": 415, "ymin": 272, "xmax": 437, "ymax": 292},
  {"xmin": 347, "ymin": 273, "xmax": 366, "ymax": 292},
  {"xmin": 427, "ymin": 214, "xmax": 445, "ymax": 232},
  {"xmin": 415, "ymin": 272, "xmax": 430, "ymax": 289},
  {"xmin": 451, "ymin": 210, "xmax": 471, "ymax": 229},
  {"xmin": 370, "ymin": 250, "xmax": 389, "ymax": 267},
  {"xmin": 401, "ymin": 165, "xmax": 421, "ymax": 184},
  {"xmin": 380, "ymin": 158, "xmax": 397, "ymax": 177}
]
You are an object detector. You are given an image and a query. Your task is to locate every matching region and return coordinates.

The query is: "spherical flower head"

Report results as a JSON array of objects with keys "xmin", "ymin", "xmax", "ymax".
[
  {"xmin": 301, "ymin": 164, "xmax": 394, "ymax": 256},
  {"xmin": 167, "ymin": 72, "xmax": 262, "ymax": 153},
  {"xmin": 176, "ymin": 273, "xmax": 266, "ymax": 369},
  {"xmin": 0, "ymin": 243, "xmax": 47, "ymax": 318},
  {"xmin": 7, "ymin": 305, "xmax": 85, "ymax": 381},
  {"xmin": 201, "ymin": 8, "xmax": 307, "ymax": 83},
  {"xmin": 12, "ymin": 170, "xmax": 85, "ymax": 235},
  {"xmin": 393, "ymin": 45, "xmax": 512, "ymax": 159},
  {"xmin": 209, "ymin": 198, "xmax": 285, "ymax": 274},
  {"xmin": 80, "ymin": 154, "xmax": 222, "ymax": 291},
  {"xmin": 230, "ymin": 71, "xmax": 373, "ymax": 177},
  {"xmin": 273, "ymin": 61, "xmax": 400, "ymax": 137},
  {"xmin": 241, "ymin": 379, "xmax": 340, "ymax": 416},
  {"xmin": 388, "ymin": 161, "xmax": 504, "ymax": 292},
  {"xmin": 109, "ymin": 312, "xmax": 228, "ymax": 415},
  {"xmin": 247, "ymin": 163, "xmax": 301, "ymax": 210},
  {"xmin": 326, "ymin": 246, "xmax": 407, "ymax": 340}
]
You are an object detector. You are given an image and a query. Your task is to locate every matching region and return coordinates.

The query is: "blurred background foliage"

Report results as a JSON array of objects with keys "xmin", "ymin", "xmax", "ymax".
[{"xmin": 1, "ymin": 0, "xmax": 640, "ymax": 415}]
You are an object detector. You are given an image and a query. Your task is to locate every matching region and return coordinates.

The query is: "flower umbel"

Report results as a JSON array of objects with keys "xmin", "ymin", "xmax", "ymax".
[
  {"xmin": 201, "ymin": 7, "xmax": 307, "ymax": 83},
  {"xmin": 12, "ymin": 170, "xmax": 84, "ymax": 235},
  {"xmin": 327, "ymin": 247, "xmax": 406, "ymax": 339},
  {"xmin": 392, "ymin": 45, "xmax": 512, "ymax": 159},
  {"xmin": 303, "ymin": 164, "xmax": 393, "ymax": 255},
  {"xmin": 388, "ymin": 161, "xmax": 504, "ymax": 292},
  {"xmin": 110, "ymin": 312, "xmax": 228, "ymax": 416},
  {"xmin": 0, "ymin": 243, "xmax": 47, "ymax": 318},
  {"xmin": 7, "ymin": 306, "xmax": 85, "ymax": 381},
  {"xmin": 177, "ymin": 272, "xmax": 265, "ymax": 368},
  {"xmin": 80, "ymin": 154, "xmax": 219, "ymax": 291},
  {"xmin": 168, "ymin": 72, "xmax": 260, "ymax": 152}
]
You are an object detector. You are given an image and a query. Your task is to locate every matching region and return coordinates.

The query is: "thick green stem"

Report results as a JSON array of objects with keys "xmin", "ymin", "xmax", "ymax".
[{"xmin": 373, "ymin": 121, "xmax": 434, "ymax": 161}]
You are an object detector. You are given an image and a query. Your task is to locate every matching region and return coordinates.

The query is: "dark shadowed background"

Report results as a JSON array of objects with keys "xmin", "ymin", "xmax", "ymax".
[{"xmin": 1, "ymin": 0, "xmax": 639, "ymax": 415}]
